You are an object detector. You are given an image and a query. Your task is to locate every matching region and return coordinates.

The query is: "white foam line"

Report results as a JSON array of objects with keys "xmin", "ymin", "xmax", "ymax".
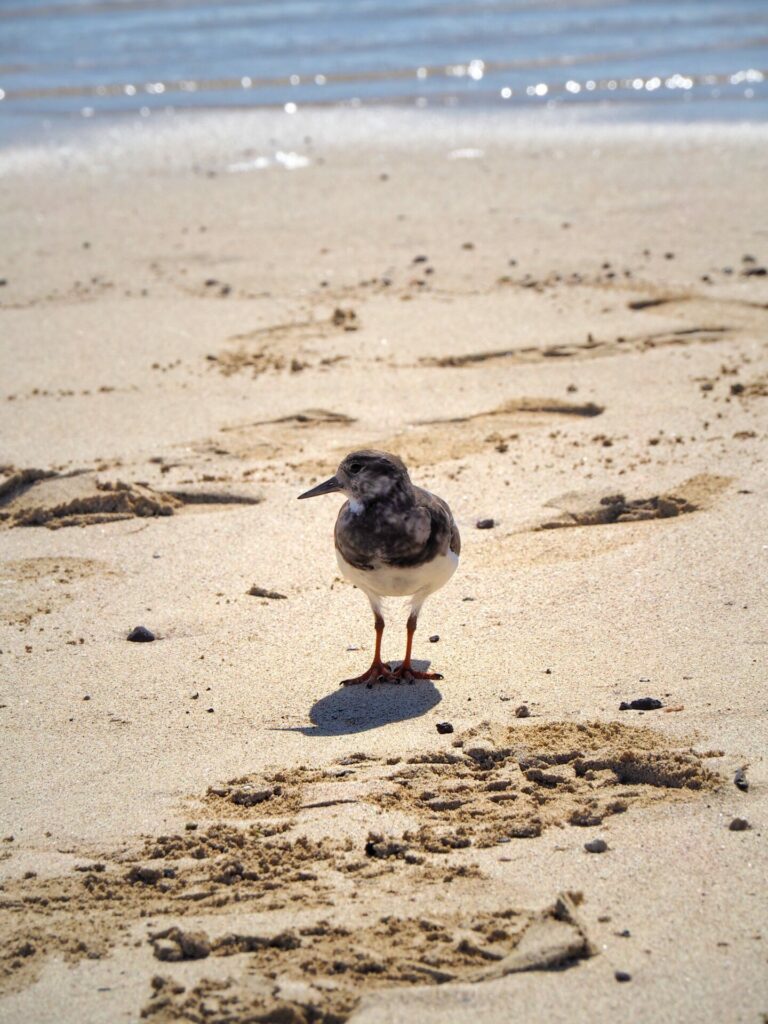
[{"xmin": 0, "ymin": 106, "xmax": 767, "ymax": 178}]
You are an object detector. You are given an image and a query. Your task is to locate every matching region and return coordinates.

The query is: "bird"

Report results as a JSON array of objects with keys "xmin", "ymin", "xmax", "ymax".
[{"xmin": 298, "ymin": 449, "xmax": 460, "ymax": 686}]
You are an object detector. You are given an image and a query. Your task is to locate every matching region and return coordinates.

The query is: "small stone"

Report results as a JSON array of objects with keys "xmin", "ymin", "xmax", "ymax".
[
  {"xmin": 476, "ymin": 518, "xmax": 495, "ymax": 529},
  {"xmin": 247, "ymin": 586, "xmax": 287, "ymax": 599},
  {"xmin": 127, "ymin": 626, "xmax": 155, "ymax": 643},
  {"xmin": 435, "ymin": 722, "xmax": 454, "ymax": 735},
  {"xmin": 429, "ymin": 635, "xmax": 440, "ymax": 643},
  {"xmin": 584, "ymin": 838, "xmax": 608, "ymax": 854},
  {"xmin": 230, "ymin": 785, "xmax": 274, "ymax": 806},
  {"xmin": 615, "ymin": 970, "xmax": 632, "ymax": 982},
  {"xmin": 733, "ymin": 768, "xmax": 749, "ymax": 792},
  {"xmin": 728, "ymin": 817, "xmax": 750, "ymax": 831},
  {"xmin": 126, "ymin": 865, "xmax": 163, "ymax": 885},
  {"xmin": 619, "ymin": 697, "xmax": 663, "ymax": 711},
  {"xmin": 515, "ymin": 704, "xmax": 530, "ymax": 718}
]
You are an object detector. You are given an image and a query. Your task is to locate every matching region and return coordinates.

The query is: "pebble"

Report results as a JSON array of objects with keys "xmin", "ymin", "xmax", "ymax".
[
  {"xmin": 230, "ymin": 785, "xmax": 274, "ymax": 806},
  {"xmin": 584, "ymin": 838, "xmax": 609, "ymax": 854},
  {"xmin": 728, "ymin": 817, "xmax": 750, "ymax": 831},
  {"xmin": 429, "ymin": 634, "xmax": 440, "ymax": 643},
  {"xmin": 435, "ymin": 722, "xmax": 454, "ymax": 735},
  {"xmin": 515, "ymin": 704, "xmax": 530, "ymax": 719},
  {"xmin": 615, "ymin": 971, "xmax": 632, "ymax": 983},
  {"xmin": 733, "ymin": 768, "xmax": 749, "ymax": 792},
  {"xmin": 476, "ymin": 518, "xmax": 495, "ymax": 529},
  {"xmin": 247, "ymin": 586, "xmax": 287, "ymax": 599},
  {"xmin": 619, "ymin": 697, "xmax": 663, "ymax": 711},
  {"xmin": 127, "ymin": 625, "xmax": 155, "ymax": 643}
]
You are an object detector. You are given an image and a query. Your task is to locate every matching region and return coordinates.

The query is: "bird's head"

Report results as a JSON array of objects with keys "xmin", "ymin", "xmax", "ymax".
[{"xmin": 297, "ymin": 450, "xmax": 412, "ymax": 508}]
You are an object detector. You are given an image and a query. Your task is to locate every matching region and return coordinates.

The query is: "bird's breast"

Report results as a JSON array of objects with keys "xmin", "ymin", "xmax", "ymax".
[{"xmin": 336, "ymin": 548, "xmax": 458, "ymax": 598}]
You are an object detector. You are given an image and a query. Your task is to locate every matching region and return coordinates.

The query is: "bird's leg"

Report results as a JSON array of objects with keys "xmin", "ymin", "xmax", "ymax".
[
  {"xmin": 391, "ymin": 610, "xmax": 443, "ymax": 683},
  {"xmin": 340, "ymin": 612, "xmax": 395, "ymax": 686}
]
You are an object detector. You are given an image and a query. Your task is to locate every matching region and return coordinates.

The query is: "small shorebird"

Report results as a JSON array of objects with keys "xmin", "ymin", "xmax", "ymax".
[{"xmin": 298, "ymin": 450, "xmax": 460, "ymax": 685}]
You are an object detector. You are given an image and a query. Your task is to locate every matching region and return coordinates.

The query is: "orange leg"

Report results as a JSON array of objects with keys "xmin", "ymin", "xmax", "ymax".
[
  {"xmin": 341, "ymin": 613, "xmax": 395, "ymax": 686},
  {"xmin": 391, "ymin": 612, "xmax": 443, "ymax": 683}
]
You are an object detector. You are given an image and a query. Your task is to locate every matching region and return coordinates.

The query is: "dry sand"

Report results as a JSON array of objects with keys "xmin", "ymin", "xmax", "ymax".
[{"xmin": 0, "ymin": 113, "xmax": 767, "ymax": 1023}]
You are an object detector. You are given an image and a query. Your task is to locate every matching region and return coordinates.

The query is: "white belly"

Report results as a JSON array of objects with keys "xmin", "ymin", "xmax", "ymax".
[{"xmin": 336, "ymin": 549, "xmax": 459, "ymax": 598}]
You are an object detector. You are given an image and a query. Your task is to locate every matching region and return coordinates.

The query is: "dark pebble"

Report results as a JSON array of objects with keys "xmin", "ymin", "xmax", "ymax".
[
  {"xmin": 206, "ymin": 708, "xmax": 215, "ymax": 714},
  {"xmin": 82, "ymin": 694, "xmax": 91, "ymax": 701},
  {"xmin": 733, "ymin": 768, "xmax": 749, "ymax": 792},
  {"xmin": 412, "ymin": 254, "xmax": 428, "ymax": 263},
  {"xmin": 436, "ymin": 722, "xmax": 454, "ymax": 735},
  {"xmin": 619, "ymin": 697, "xmax": 663, "ymax": 711},
  {"xmin": 730, "ymin": 382, "xmax": 745, "ymax": 395},
  {"xmin": 127, "ymin": 626, "xmax": 155, "ymax": 643},
  {"xmin": 615, "ymin": 971, "xmax": 632, "ymax": 983},
  {"xmin": 247, "ymin": 586, "xmax": 287, "ymax": 600},
  {"xmin": 729, "ymin": 817, "xmax": 750, "ymax": 831},
  {"xmin": 476, "ymin": 518, "xmax": 495, "ymax": 529},
  {"xmin": 515, "ymin": 704, "xmax": 530, "ymax": 719},
  {"xmin": 742, "ymin": 267, "xmax": 766, "ymax": 277},
  {"xmin": 584, "ymin": 838, "xmax": 608, "ymax": 854},
  {"xmin": 429, "ymin": 635, "xmax": 440, "ymax": 643}
]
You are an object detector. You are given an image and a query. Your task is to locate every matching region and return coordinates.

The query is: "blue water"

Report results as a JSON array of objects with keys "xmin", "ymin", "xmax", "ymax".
[{"xmin": 1, "ymin": 0, "xmax": 767, "ymax": 144}]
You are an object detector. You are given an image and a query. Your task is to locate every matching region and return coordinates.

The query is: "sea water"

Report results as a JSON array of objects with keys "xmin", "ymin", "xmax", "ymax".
[{"xmin": 0, "ymin": 0, "xmax": 766, "ymax": 150}]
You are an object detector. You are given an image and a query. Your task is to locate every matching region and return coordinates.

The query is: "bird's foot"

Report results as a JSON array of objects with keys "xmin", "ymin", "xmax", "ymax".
[
  {"xmin": 340, "ymin": 661, "xmax": 396, "ymax": 687},
  {"xmin": 390, "ymin": 664, "xmax": 444, "ymax": 684}
]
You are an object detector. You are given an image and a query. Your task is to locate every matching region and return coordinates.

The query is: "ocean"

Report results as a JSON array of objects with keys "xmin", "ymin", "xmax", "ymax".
[{"xmin": 0, "ymin": 0, "xmax": 767, "ymax": 147}]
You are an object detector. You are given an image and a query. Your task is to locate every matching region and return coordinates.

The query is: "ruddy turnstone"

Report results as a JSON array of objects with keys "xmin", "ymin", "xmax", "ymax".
[{"xmin": 298, "ymin": 450, "xmax": 460, "ymax": 685}]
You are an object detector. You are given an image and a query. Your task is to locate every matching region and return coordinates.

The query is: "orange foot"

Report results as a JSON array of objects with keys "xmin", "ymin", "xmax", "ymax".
[
  {"xmin": 390, "ymin": 665, "xmax": 444, "ymax": 684},
  {"xmin": 340, "ymin": 661, "xmax": 396, "ymax": 687}
]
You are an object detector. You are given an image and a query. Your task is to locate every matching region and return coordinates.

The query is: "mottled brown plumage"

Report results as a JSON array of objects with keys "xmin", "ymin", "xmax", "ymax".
[{"xmin": 298, "ymin": 450, "xmax": 460, "ymax": 686}]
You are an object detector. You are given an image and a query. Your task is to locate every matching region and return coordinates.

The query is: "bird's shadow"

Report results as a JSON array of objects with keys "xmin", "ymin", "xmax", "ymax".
[{"xmin": 277, "ymin": 660, "xmax": 442, "ymax": 736}]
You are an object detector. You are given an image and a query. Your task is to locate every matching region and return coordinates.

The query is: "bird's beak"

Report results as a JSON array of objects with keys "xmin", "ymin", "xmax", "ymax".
[{"xmin": 297, "ymin": 475, "xmax": 343, "ymax": 499}]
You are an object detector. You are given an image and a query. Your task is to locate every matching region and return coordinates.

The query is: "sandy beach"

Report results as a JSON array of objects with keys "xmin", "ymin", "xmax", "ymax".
[{"xmin": 1, "ymin": 113, "xmax": 767, "ymax": 1022}]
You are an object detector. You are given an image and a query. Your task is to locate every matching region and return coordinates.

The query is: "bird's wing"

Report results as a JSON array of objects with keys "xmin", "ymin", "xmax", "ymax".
[{"xmin": 413, "ymin": 486, "xmax": 461, "ymax": 558}]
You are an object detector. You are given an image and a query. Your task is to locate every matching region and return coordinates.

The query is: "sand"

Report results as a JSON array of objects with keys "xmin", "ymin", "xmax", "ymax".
[{"xmin": 0, "ymin": 112, "xmax": 766, "ymax": 1023}]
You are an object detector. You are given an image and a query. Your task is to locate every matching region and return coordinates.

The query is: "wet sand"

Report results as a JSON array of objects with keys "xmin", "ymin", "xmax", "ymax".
[{"xmin": 1, "ymin": 116, "xmax": 767, "ymax": 1022}]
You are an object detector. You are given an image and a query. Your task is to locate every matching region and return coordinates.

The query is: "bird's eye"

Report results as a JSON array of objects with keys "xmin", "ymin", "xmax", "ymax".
[{"xmin": 348, "ymin": 462, "xmax": 362, "ymax": 475}]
